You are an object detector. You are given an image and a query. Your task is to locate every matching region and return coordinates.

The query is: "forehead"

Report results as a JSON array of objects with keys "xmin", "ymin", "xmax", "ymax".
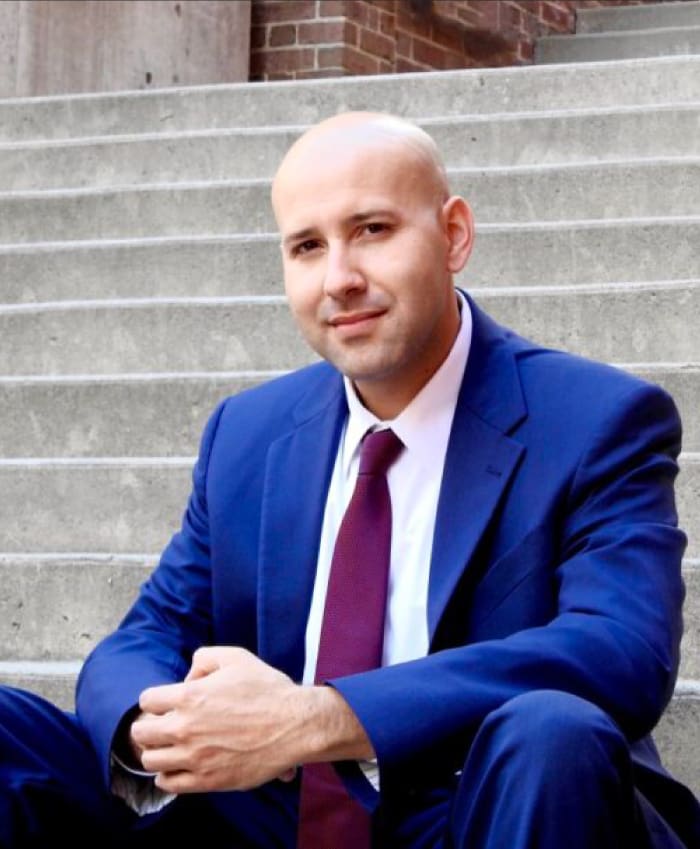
[{"xmin": 272, "ymin": 136, "xmax": 435, "ymax": 233}]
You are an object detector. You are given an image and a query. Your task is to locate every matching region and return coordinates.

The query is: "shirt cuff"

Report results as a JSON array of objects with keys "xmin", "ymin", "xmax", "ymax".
[{"xmin": 110, "ymin": 751, "xmax": 177, "ymax": 815}]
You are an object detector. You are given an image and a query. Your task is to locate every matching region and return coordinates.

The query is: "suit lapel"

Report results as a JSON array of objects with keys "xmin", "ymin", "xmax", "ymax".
[
  {"xmin": 428, "ymin": 296, "xmax": 528, "ymax": 643},
  {"xmin": 257, "ymin": 369, "xmax": 346, "ymax": 681}
]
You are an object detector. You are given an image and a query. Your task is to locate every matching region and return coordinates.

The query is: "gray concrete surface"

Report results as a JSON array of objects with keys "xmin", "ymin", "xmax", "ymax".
[
  {"xmin": 578, "ymin": 0, "xmax": 700, "ymax": 32},
  {"xmin": 1, "ymin": 160, "xmax": 698, "ymax": 244},
  {"xmin": 1, "ymin": 218, "xmax": 699, "ymax": 304},
  {"xmin": 0, "ymin": 555, "xmax": 153, "ymax": 659},
  {"xmin": 1, "ymin": 104, "xmax": 699, "ymax": 190},
  {"xmin": 1, "ymin": 284, "xmax": 698, "ymax": 376},
  {"xmin": 536, "ymin": 25, "xmax": 700, "ymax": 64},
  {"xmin": 0, "ymin": 0, "xmax": 251, "ymax": 98},
  {"xmin": 1, "ymin": 55, "xmax": 699, "ymax": 143},
  {"xmin": 1, "ymin": 364, "xmax": 697, "ymax": 458}
]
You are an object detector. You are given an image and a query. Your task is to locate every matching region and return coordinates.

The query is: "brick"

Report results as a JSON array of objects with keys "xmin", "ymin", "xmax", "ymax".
[
  {"xmin": 298, "ymin": 19, "xmax": 347, "ymax": 44},
  {"xmin": 430, "ymin": 14, "xmax": 468, "ymax": 53},
  {"xmin": 412, "ymin": 35, "xmax": 465, "ymax": 69},
  {"xmin": 269, "ymin": 24, "xmax": 297, "ymax": 47},
  {"xmin": 342, "ymin": 44, "xmax": 381, "ymax": 75},
  {"xmin": 517, "ymin": 37, "xmax": 535, "ymax": 61},
  {"xmin": 250, "ymin": 24, "xmax": 267, "ymax": 49},
  {"xmin": 369, "ymin": 0, "xmax": 396, "ymax": 12},
  {"xmin": 455, "ymin": 4, "xmax": 484, "ymax": 26},
  {"xmin": 256, "ymin": 46, "xmax": 315, "ymax": 74},
  {"xmin": 468, "ymin": 0, "xmax": 501, "ymax": 28},
  {"xmin": 317, "ymin": 44, "xmax": 346, "ymax": 67},
  {"xmin": 251, "ymin": 0, "xmax": 317, "ymax": 25},
  {"xmin": 539, "ymin": 1, "xmax": 575, "ymax": 31},
  {"xmin": 395, "ymin": 29, "xmax": 412, "ymax": 57},
  {"xmin": 379, "ymin": 9, "xmax": 396, "ymax": 36},
  {"xmin": 318, "ymin": 0, "xmax": 347, "ymax": 15},
  {"xmin": 359, "ymin": 26, "xmax": 395, "ymax": 60},
  {"xmin": 396, "ymin": 55, "xmax": 431, "ymax": 72}
]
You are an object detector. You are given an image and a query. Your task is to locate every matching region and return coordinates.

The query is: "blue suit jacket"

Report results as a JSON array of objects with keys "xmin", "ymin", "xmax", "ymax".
[{"xmin": 76, "ymin": 294, "xmax": 696, "ymax": 834}]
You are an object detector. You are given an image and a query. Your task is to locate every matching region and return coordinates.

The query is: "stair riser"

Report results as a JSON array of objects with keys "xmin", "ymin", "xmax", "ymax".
[
  {"xmin": 2, "ymin": 108, "xmax": 699, "ymax": 190},
  {"xmin": 1, "ymin": 287, "xmax": 699, "ymax": 376},
  {"xmin": 0, "ymin": 559, "xmax": 696, "ymax": 677},
  {"xmin": 536, "ymin": 26, "xmax": 700, "ymax": 64},
  {"xmin": 2, "ymin": 58, "xmax": 700, "ymax": 142},
  {"xmin": 3, "ymin": 220, "xmax": 699, "ymax": 303},
  {"xmin": 0, "ymin": 376, "xmax": 260, "ymax": 456},
  {"xmin": 0, "ymin": 464, "xmax": 192, "ymax": 553},
  {"xmin": 0, "ymin": 302, "xmax": 315, "ymax": 375},
  {"xmin": 0, "ymin": 559, "xmax": 150, "ymax": 660},
  {"xmin": 2, "ymin": 367, "xmax": 699, "ymax": 458},
  {"xmin": 1, "ymin": 162, "xmax": 698, "ymax": 244},
  {"xmin": 578, "ymin": 1, "xmax": 700, "ymax": 33},
  {"xmin": 0, "ymin": 457, "xmax": 698, "ymax": 554},
  {"xmin": 652, "ymin": 694, "xmax": 700, "ymax": 796}
]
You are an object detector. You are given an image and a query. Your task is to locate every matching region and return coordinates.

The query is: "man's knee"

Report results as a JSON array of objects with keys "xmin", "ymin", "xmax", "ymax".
[{"xmin": 468, "ymin": 689, "xmax": 630, "ymax": 779}]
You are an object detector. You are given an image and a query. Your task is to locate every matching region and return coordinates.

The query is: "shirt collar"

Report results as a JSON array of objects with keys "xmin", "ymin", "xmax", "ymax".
[{"xmin": 341, "ymin": 290, "xmax": 472, "ymax": 477}]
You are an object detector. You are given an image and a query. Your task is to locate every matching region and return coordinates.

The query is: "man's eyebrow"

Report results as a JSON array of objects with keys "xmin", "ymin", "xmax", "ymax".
[
  {"xmin": 347, "ymin": 209, "xmax": 399, "ymax": 224},
  {"xmin": 281, "ymin": 209, "xmax": 399, "ymax": 249},
  {"xmin": 282, "ymin": 228, "xmax": 316, "ymax": 249}
]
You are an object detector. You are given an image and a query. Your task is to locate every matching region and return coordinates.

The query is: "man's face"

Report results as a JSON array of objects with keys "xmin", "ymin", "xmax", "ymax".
[{"xmin": 273, "ymin": 136, "xmax": 471, "ymax": 417}]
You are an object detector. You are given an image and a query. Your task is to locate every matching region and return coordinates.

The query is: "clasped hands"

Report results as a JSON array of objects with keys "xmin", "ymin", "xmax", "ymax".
[{"xmin": 128, "ymin": 646, "xmax": 372, "ymax": 795}]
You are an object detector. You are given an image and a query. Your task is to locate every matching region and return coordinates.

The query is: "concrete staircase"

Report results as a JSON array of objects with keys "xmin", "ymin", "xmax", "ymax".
[
  {"xmin": 537, "ymin": 0, "xmax": 700, "ymax": 62},
  {"xmin": 0, "ymin": 7, "xmax": 698, "ymax": 798}
]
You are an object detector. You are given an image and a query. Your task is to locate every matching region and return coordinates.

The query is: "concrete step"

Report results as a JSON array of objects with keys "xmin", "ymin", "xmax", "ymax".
[
  {"xmin": 1, "ymin": 364, "xmax": 699, "ymax": 458},
  {"xmin": 0, "ymin": 298, "xmax": 312, "ymax": 375},
  {"xmin": 1, "ymin": 160, "xmax": 698, "ymax": 244},
  {"xmin": 0, "ymin": 661, "xmax": 695, "ymax": 793},
  {"xmin": 0, "ymin": 661, "xmax": 80, "ymax": 710},
  {"xmin": 0, "ymin": 551, "xmax": 695, "ymax": 674},
  {"xmin": 577, "ymin": 1, "xmax": 700, "ymax": 33},
  {"xmin": 0, "ymin": 459, "xmax": 192, "ymax": 554},
  {"xmin": 652, "ymin": 683, "xmax": 700, "ymax": 796},
  {"xmin": 0, "ymin": 373, "xmax": 266, "ymax": 457},
  {"xmin": 1, "ymin": 56, "xmax": 699, "ymax": 143},
  {"xmin": 0, "ymin": 451, "xmax": 698, "ymax": 555},
  {"xmin": 3, "ymin": 218, "xmax": 699, "ymax": 304},
  {"xmin": 1, "ymin": 103, "xmax": 699, "ymax": 190},
  {"xmin": 1, "ymin": 283, "xmax": 699, "ymax": 377},
  {"xmin": 684, "ymin": 561, "xmax": 700, "ymax": 679},
  {"xmin": 0, "ymin": 554, "xmax": 152, "ymax": 660},
  {"xmin": 480, "ymin": 281, "xmax": 700, "ymax": 364},
  {"xmin": 677, "ymin": 454, "xmax": 700, "ymax": 559},
  {"xmin": 536, "ymin": 25, "xmax": 700, "ymax": 64},
  {"xmin": 0, "ymin": 364, "xmax": 695, "ymax": 456}
]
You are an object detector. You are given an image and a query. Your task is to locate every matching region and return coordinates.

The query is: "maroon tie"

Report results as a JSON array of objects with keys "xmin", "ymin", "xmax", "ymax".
[{"xmin": 297, "ymin": 428, "xmax": 404, "ymax": 849}]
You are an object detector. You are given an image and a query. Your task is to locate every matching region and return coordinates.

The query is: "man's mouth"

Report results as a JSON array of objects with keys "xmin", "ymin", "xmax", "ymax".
[{"xmin": 328, "ymin": 309, "xmax": 386, "ymax": 328}]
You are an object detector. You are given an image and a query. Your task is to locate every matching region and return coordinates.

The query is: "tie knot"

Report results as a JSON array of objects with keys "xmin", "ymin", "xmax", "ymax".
[{"xmin": 358, "ymin": 428, "xmax": 403, "ymax": 476}]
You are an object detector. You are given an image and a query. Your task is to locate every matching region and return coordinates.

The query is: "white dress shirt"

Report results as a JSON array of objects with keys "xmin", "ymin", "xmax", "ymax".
[{"xmin": 303, "ymin": 292, "xmax": 473, "ymax": 680}]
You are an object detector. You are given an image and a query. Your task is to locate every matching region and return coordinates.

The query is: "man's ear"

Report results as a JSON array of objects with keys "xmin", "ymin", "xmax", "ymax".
[{"xmin": 442, "ymin": 195, "xmax": 475, "ymax": 274}]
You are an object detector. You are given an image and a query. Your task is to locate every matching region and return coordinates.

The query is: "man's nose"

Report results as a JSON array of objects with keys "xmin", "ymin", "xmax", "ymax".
[{"xmin": 323, "ymin": 244, "xmax": 366, "ymax": 298}]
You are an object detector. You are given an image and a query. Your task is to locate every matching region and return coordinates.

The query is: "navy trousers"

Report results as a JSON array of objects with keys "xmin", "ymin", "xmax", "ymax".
[{"xmin": 0, "ymin": 686, "xmax": 696, "ymax": 848}]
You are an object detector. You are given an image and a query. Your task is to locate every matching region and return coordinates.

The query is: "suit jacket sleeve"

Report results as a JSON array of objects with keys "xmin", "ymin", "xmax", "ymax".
[{"xmin": 75, "ymin": 398, "xmax": 227, "ymax": 785}]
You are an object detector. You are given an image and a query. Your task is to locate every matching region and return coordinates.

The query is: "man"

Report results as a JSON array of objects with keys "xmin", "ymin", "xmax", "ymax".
[{"xmin": 0, "ymin": 111, "xmax": 698, "ymax": 848}]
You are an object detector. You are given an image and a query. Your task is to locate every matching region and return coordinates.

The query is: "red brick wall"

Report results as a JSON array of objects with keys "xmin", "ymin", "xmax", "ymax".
[{"xmin": 250, "ymin": 0, "xmax": 672, "ymax": 81}]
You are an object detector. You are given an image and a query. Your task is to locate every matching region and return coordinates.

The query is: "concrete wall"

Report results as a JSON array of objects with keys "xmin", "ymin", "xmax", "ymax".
[{"xmin": 0, "ymin": 0, "xmax": 251, "ymax": 98}]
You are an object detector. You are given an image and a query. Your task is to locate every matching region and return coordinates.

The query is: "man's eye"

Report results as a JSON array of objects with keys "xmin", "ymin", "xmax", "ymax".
[
  {"xmin": 365, "ymin": 222, "xmax": 386, "ymax": 234},
  {"xmin": 292, "ymin": 240, "xmax": 319, "ymax": 256}
]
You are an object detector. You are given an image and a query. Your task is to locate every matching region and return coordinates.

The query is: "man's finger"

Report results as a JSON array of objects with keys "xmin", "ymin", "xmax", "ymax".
[{"xmin": 139, "ymin": 682, "xmax": 186, "ymax": 714}]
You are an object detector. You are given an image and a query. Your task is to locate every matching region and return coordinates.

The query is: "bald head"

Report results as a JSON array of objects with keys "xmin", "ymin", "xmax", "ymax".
[{"xmin": 271, "ymin": 111, "xmax": 449, "ymax": 221}]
